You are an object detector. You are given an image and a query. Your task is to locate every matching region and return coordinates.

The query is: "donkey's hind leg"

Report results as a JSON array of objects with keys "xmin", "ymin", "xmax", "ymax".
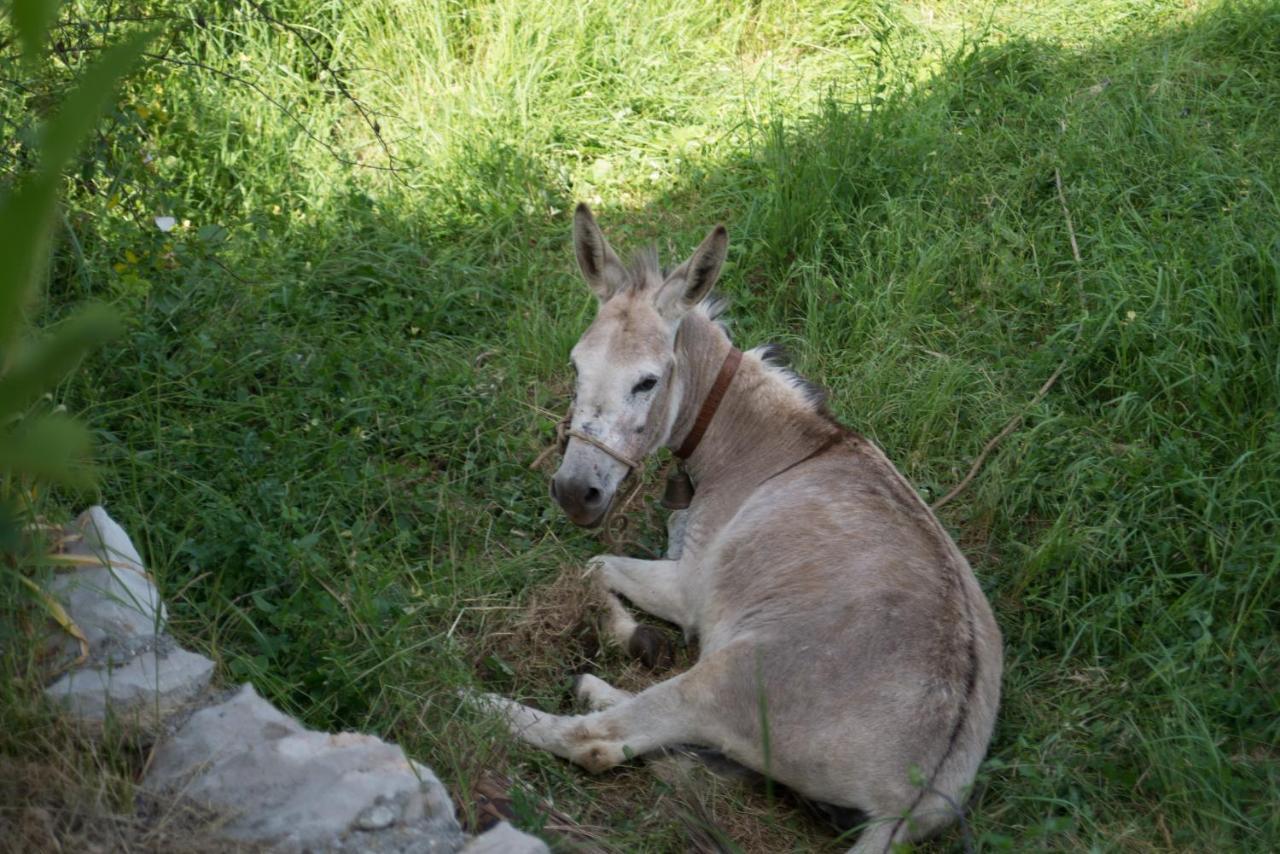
[
  {"xmin": 845, "ymin": 819, "xmax": 910, "ymax": 854},
  {"xmin": 478, "ymin": 671, "xmax": 699, "ymax": 774},
  {"xmin": 572, "ymin": 673, "xmax": 633, "ymax": 711}
]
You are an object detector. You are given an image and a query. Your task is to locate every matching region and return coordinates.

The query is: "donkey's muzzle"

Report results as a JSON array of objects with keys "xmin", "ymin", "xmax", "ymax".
[{"xmin": 550, "ymin": 474, "xmax": 609, "ymax": 528}]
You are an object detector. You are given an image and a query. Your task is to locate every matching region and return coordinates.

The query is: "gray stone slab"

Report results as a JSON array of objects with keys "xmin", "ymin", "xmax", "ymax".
[
  {"xmin": 460, "ymin": 822, "xmax": 550, "ymax": 854},
  {"xmin": 46, "ymin": 506, "xmax": 166, "ymax": 660},
  {"xmin": 144, "ymin": 684, "xmax": 464, "ymax": 852},
  {"xmin": 45, "ymin": 643, "xmax": 215, "ymax": 732}
]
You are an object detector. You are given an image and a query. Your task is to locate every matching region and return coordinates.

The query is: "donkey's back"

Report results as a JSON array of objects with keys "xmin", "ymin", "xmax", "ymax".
[{"xmin": 690, "ymin": 427, "xmax": 1003, "ymax": 848}]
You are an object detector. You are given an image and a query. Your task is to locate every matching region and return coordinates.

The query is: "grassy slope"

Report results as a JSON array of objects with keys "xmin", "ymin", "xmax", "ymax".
[{"xmin": 5, "ymin": 0, "xmax": 1277, "ymax": 850}]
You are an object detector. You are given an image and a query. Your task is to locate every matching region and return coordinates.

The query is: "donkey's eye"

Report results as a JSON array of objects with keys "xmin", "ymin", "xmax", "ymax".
[{"xmin": 632, "ymin": 376, "xmax": 659, "ymax": 395}]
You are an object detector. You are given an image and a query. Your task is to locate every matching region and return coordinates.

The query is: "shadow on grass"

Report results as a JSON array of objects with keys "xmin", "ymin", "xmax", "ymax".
[{"xmin": 35, "ymin": 1, "xmax": 1280, "ymax": 850}]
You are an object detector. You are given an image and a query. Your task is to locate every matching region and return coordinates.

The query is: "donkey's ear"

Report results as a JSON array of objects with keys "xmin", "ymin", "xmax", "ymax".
[
  {"xmin": 573, "ymin": 203, "xmax": 627, "ymax": 301},
  {"xmin": 657, "ymin": 225, "xmax": 728, "ymax": 320}
]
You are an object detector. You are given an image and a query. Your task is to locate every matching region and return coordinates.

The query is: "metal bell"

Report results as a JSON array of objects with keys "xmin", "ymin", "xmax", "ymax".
[{"xmin": 661, "ymin": 463, "xmax": 695, "ymax": 510}]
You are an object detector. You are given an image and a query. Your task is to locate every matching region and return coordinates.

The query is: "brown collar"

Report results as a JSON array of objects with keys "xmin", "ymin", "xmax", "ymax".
[{"xmin": 675, "ymin": 347, "xmax": 742, "ymax": 459}]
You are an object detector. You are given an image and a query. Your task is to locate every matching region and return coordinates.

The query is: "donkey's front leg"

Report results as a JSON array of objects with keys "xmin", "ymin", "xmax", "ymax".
[
  {"xmin": 588, "ymin": 556, "xmax": 689, "ymax": 627},
  {"xmin": 588, "ymin": 556, "xmax": 689, "ymax": 666},
  {"xmin": 478, "ymin": 673, "xmax": 695, "ymax": 774}
]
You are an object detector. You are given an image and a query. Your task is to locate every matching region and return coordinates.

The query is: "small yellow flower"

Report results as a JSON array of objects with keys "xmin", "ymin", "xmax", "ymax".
[{"xmin": 1125, "ymin": 310, "xmax": 1137, "ymax": 322}]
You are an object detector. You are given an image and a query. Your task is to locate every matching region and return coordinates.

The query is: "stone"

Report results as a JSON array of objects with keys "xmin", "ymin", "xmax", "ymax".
[
  {"xmin": 460, "ymin": 822, "xmax": 550, "ymax": 854},
  {"xmin": 144, "ymin": 684, "xmax": 465, "ymax": 852},
  {"xmin": 356, "ymin": 804, "xmax": 398, "ymax": 831},
  {"xmin": 45, "ymin": 506, "xmax": 166, "ymax": 660},
  {"xmin": 44, "ymin": 642, "xmax": 215, "ymax": 733}
]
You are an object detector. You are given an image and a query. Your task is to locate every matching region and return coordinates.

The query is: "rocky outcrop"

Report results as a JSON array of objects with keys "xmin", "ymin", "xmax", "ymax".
[{"xmin": 40, "ymin": 506, "xmax": 547, "ymax": 854}]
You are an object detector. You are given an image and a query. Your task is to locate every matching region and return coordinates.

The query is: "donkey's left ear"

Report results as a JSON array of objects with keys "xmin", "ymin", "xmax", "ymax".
[{"xmin": 657, "ymin": 225, "xmax": 728, "ymax": 320}]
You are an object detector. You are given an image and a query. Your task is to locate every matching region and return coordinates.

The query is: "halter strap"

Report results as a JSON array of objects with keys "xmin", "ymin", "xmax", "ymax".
[
  {"xmin": 566, "ymin": 428, "xmax": 641, "ymax": 470},
  {"xmin": 756, "ymin": 429, "xmax": 847, "ymax": 489},
  {"xmin": 675, "ymin": 347, "xmax": 743, "ymax": 460}
]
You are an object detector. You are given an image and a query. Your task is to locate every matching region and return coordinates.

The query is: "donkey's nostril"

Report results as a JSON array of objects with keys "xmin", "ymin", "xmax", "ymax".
[{"xmin": 583, "ymin": 487, "xmax": 602, "ymax": 505}]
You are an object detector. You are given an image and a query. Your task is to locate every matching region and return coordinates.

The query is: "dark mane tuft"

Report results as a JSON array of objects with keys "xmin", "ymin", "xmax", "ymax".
[{"xmin": 754, "ymin": 342, "xmax": 831, "ymax": 413}]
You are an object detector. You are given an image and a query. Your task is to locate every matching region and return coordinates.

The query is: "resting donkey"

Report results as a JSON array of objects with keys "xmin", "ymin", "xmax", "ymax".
[{"xmin": 478, "ymin": 205, "xmax": 1002, "ymax": 852}]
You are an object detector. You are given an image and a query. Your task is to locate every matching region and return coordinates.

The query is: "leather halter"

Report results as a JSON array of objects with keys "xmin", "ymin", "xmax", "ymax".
[
  {"xmin": 675, "ymin": 347, "xmax": 743, "ymax": 460},
  {"xmin": 558, "ymin": 345, "xmax": 742, "ymax": 473}
]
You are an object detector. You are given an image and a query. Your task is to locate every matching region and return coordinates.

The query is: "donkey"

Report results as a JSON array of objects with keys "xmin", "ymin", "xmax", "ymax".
[{"xmin": 477, "ymin": 205, "xmax": 1003, "ymax": 852}]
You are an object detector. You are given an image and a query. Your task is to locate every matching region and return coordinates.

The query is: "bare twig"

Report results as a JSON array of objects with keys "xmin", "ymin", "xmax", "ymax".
[
  {"xmin": 932, "ymin": 168, "xmax": 1082, "ymax": 511},
  {"xmin": 931, "ymin": 360, "xmax": 1069, "ymax": 510},
  {"xmin": 140, "ymin": 52, "xmax": 402, "ymax": 174},
  {"xmin": 19, "ymin": 10, "xmax": 404, "ymax": 180},
  {"xmin": 1055, "ymin": 167, "xmax": 1084, "ymax": 270},
  {"xmin": 239, "ymin": 0, "xmax": 405, "ymax": 184}
]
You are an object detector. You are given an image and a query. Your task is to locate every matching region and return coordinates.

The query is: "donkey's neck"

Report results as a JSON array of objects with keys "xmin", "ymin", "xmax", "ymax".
[{"xmin": 668, "ymin": 313, "xmax": 842, "ymax": 490}]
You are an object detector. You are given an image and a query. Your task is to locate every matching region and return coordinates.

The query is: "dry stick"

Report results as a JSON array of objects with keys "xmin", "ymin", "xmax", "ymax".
[
  {"xmin": 143, "ymin": 53, "xmax": 401, "ymax": 174},
  {"xmin": 931, "ymin": 359, "xmax": 1070, "ymax": 510},
  {"xmin": 932, "ymin": 168, "xmax": 1081, "ymax": 511},
  {"xmin": 1055, "ymin": 167, "xmax": 1085, "ymax": 271},
  {"xmin": 239, "ymin": 0, "xmax": 405, "ymax": 185}
]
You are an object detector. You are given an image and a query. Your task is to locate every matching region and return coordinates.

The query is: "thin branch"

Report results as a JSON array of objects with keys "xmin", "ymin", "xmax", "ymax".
[
  {"xmin": 1055, "ymin": 167, "xmax": 1084, "ymax": 270},
  {"xmin": 933, "ymin": 168, "xmax": 1082, "ymax": 511},
  {"xmin": 238, "ymin": 0, "xmax": 404, "ymax": 184},
  {"xmin": 18, "ymin": 8, "xmax": 405, "ymax": 181},
  {"xmin": 931, "ymin": 360, "xmax": 1069, "ymax": 510},
  {"xmin": 141, "ymin": 52, "xmax": 402, "ymax": 174}
]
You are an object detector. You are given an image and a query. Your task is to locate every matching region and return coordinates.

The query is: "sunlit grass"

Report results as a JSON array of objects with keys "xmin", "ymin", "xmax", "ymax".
[{"xmin": 2, "ymin": 0, "xmax": 1276, "ymax": 850}]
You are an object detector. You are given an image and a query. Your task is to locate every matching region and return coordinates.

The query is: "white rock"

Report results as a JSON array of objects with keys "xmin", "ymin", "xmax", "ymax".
[
  {"xmin": 461, "ymin": 822, "xmax": 550, "ymax": 854},
  {"xmin": 355, "ymin": 803, "xmax": 398, "ymax": 831},
  {"xmin": 46, "ymin": 506, "xmax": 166, "ymax": 657},
  {"xmin": 144, "ymin": 684, "xmax": 463, "ymax": 850},
  {"xmin": 45, "ymin": 644, "xmax": 214, "ymax": 730}
]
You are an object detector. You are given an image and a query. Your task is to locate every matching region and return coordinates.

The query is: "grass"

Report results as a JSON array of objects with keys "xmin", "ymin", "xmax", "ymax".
[{"xmin": 2, "ymin": 0, "xmax": 1278, "ymax": 850}]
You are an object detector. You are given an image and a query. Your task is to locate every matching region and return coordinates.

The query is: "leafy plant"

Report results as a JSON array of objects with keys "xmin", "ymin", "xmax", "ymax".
[{"xmin": 0, "ymin": 0, "xmax": 152, "ymax": 550}]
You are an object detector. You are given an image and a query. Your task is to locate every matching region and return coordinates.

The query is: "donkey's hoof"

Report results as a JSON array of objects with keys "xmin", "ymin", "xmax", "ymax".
[{"xmin": 628, "ymin": 625, "xmax": 675, "ymax": 669}]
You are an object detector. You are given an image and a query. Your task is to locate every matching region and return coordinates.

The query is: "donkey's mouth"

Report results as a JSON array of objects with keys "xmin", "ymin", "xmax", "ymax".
[
  {"xmin": 565, "ymin": 502, "xmax": 609, "ymax": 529},
  {"xmin": 549, "ymin": 477, "xmax": 614, "ymax": 528}
]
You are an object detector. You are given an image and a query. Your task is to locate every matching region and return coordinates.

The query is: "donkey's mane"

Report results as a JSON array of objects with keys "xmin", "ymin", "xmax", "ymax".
[
  {"xmin": 625, "ymin": 247, "xmax": 826, "ymax": 414},
  {"xmin": 625, "ymin": 246, "xmax": 664, "ymax": 291},
  {"xmin": 623, "ymin": 247, "xmax": 728, "ymax": 324},
  {"xmin": 748, "ymin": 342, "xmax": 831, "ymax": 413}
]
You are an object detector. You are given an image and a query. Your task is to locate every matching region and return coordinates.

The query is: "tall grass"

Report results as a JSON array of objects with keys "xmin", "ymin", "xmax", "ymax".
[{"xmin": 3, "ymin": 0, "xmax": 1276, "ymax": 849}]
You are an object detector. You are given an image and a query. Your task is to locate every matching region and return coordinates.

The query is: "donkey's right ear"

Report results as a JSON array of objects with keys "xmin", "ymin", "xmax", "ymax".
[{"xmin": 573, "ymin": 203, "xmax": 627, "ymax": 301}]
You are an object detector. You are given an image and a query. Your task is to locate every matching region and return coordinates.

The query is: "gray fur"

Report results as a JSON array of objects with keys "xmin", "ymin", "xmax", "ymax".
[{"xmin": 479, "ymin": 209, "xmax": 1003, "ymax": 853}]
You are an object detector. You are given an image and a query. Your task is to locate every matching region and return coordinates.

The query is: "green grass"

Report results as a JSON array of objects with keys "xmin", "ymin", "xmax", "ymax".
[{"xmin": 3, "ymin": 0, "xmax": 1278, "ymax": 850}]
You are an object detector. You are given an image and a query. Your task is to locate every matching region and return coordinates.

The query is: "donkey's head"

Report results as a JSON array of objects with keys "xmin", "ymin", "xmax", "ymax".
[{"xmin": 550, "ymin": 204, "xmax": 728, "ymax": 526}]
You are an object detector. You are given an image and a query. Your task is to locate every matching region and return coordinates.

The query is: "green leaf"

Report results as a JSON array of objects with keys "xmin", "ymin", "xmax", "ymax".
[
  {"xmin": 0, "ymin": 414, "xmax": 95, "ymax": 487},
  {"xmin": 0, "ymin": 27, "xmax": 155, "ymax": 349},
  {"xmin": 0, "ymin": 304, "xmax": 121, "ymax": 418},
  {"xmin": 8, "ymin": 0, "xmax": 65, "ymax": 58}
]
